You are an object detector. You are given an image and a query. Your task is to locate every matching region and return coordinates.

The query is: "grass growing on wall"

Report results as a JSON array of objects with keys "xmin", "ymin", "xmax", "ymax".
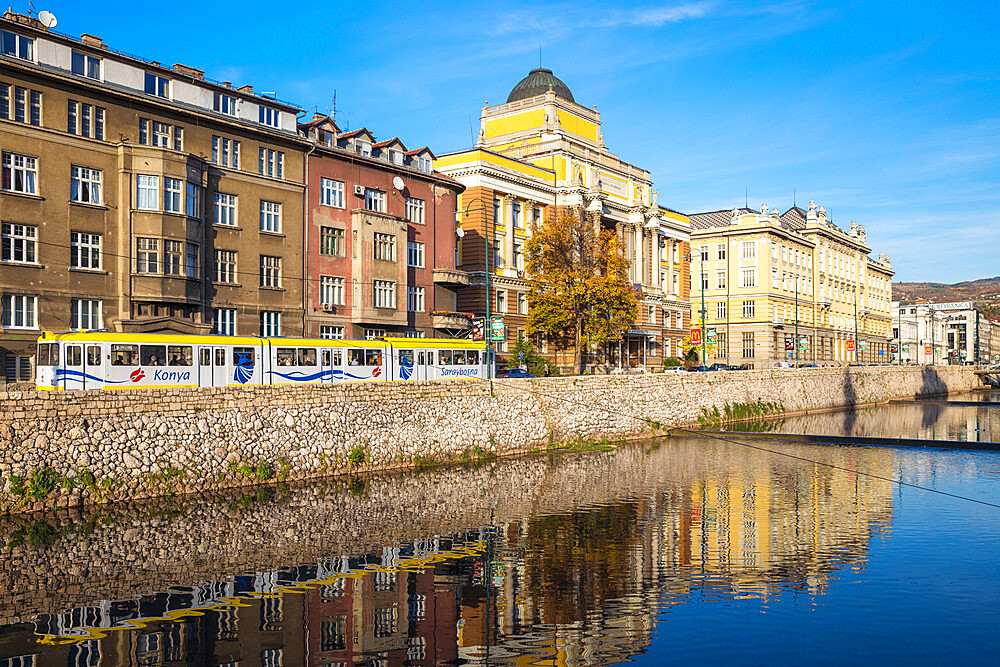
[{"xmin": 697, "ymin": 400, "xmax": 786, "ymax": 428}]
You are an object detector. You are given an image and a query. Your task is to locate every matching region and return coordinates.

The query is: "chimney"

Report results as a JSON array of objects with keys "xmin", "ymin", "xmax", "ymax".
[
  {"xmin": 237, "ymin": 84, "xmax": 253, "ymax": 95},
  {"xmin": 223, "ymin": 81, "xmax": 233, "ymax": 88},
  {"xmin": 313, "ymin": 113, "xmax": 325, "ymax": 121},
  {"xmin": 173, "ymin": 63, "xmax": 205, "ymax": 80},
  {"xmin": 80, "ymin": 34, "xmax": 104, "ymax": 48}
]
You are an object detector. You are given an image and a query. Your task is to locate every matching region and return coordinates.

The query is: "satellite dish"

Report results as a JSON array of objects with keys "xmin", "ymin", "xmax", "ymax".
[
  {"xmin": 38, "ymin": 10, "xmax": 57, "ymax": 28},
  {"xmin": 392, "ymin": 176, "xmax": 405, "ymax": 191}
]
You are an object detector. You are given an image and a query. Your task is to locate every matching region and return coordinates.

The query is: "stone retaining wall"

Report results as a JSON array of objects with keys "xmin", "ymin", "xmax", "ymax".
[{"xmin": 0, "ymin": 365, "xmax": 977, "ymax": 513}]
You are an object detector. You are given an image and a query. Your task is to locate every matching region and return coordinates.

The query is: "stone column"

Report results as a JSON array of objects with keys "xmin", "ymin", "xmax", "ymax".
[{"xmin": 504, "ymin": 195, "xmax": 516, "ymax": 273}]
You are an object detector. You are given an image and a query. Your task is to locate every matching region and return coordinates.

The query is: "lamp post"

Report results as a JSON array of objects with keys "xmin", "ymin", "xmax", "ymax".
[
  {"xmin": 853, "ymin": 286, "xmax": 859, "ymax": 364},
  {"xmin": 463, "ymin": 197, "xmax": 492, "ymax": 381},
  {"xmin": 686, "ymin": 248, "xmax": 706, "ymax": 365}
]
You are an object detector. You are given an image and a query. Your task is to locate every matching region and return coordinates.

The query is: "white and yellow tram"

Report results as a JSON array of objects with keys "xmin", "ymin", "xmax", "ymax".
[{"xmin": 34, "ymin": 331, "xmax": 488, "ymax": 391}]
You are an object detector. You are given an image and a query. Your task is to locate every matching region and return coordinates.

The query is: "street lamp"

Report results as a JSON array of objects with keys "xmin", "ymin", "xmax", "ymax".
[
  {"xmin": 685, "ymin": 248, "xmax": 707, "ymax": 365},
  {"xmin": 463, "ymin": 197, "xmax": 492, "ymax": 380}
]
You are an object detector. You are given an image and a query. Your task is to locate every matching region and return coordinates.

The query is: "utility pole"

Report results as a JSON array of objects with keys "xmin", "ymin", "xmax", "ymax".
[
  {"xmin": 701, "ymin": 251, "xmax": 706, "ymax": 366},
  {"xmin": 794, "ymin": 275, "xmax": 799, "ymax": 366},
  {"xmin": 854, "ymin": 287, "xmax": 859, "ymax": 364}
]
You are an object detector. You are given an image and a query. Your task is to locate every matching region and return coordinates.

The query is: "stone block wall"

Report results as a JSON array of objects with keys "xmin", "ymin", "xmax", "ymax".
[{"xmin": 0, "ymin": 365, "xmax": 977, "ymax": 514}]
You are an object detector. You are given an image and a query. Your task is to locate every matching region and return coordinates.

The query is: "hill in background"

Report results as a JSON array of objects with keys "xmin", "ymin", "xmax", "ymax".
[{"xmin": 894, "ymin": 276, "xmax": 1000, "ymax": 319}]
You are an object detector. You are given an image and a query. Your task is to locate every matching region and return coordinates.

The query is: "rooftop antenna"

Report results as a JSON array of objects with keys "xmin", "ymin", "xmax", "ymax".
[
  {"xmin": 468, "ymin": 114, "xmax": 475, "ymax": 146},
  {"xmin": 793, "ymin": 188, "xmax": 796, "ymax": 208},
  {"xmin": 539, "ymin": 44, "xmax": 542, "ymax": 68},
  {"xmin": 745, "ymin": 187, "xmax": 748, "ymax": 209}
]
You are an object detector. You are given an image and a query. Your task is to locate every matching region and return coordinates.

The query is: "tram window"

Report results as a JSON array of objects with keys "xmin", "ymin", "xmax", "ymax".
[
  {"xmin": 232, "ymin": 347, "xmax": 255, "ymax": 366},
  {"xmin": 298, "ymin": 348, "xmax": 317, "ymax": 366},
  {"xmin": 200, "ymin": 349, "xmax": 211, "ymax": 366},
  {"xmin": 215, "ymin": 349, "xmax": 226, "ymax": 366},
  {"xmin": 87, "ymin": 345, "xmax": 101, "ymax": 366},
  {"xmin": 399, "ymin": 350, "xmax": 414, "ymax": 367},
  {"xmin": 453, "ymin": 350, "xmax": 467, "ymax": 365},
  {"xmin": 348, "ymin": 350, "xmax": 363, "ymax": 366},
  {"xmin": 276, "ymin": 348, "xmax": 296, "ymax": 366},
  {"xmin": 111, "ymin": 344, "xmax": 137, "ymax": 366},
  {"xmin": 439, "ymin": 350, "xmax": 452, "ymax": 366},
  {"xmin": 417, "ymin": 351, "xmax": 425, "ymax": 365},
  {"xmin": 322, "ymin": 350, "xmax": 331, "ymax": 366},
  {"xmin": 37, "ymin": 343, "xmax": 50, "ymax": 366},
  {"xmin": 333, "ymin": 350, "xmax": 343, "ymax": 366},
  {"xmin": 468, "ymin": 350, "xmax": 479, "ymax": 365},
  {"xmin": 168, "ymin": 345, "xmax": 193, "ymax": 366},
  {"xmin": 365, "ymin": 349, "xmax": 382, "ymax": 366},
  {"xmin": 140, "ymin": 345, "xmax": 166, "ymax": 366},
  {"xmin": 66, "ymin": 346, "xmax": 82, "ymax": 367}
]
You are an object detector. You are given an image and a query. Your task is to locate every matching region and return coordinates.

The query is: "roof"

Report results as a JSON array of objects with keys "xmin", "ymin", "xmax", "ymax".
[
  {"xmin": 405, "ymin": 146, "xmax": 435, "ymax": 158},
  {"xmin": 337, "ymin": 127, "xmax": 372, "ymax": 140},
  {"xmin": 507, "ymin": 68, "xmax": 575, "ymax": 104},
  {"xmin": 373, "ymin": 137, "xmax": 406, "ymax": 150},
  {"xmin": 688, "ymin": 208, "xmax": 754, "ymax": 230},
  {"xmin": 780, "ymin": 206, "xmax": 807, "ymax": 230},
  {"xmin": 299, "ymin": 114, "xmax": 339, "ymax": 131}
]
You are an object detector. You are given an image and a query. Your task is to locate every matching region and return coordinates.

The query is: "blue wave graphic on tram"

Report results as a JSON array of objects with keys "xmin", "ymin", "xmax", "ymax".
[
  {"xmin": 399, "ymin": 362, "xmax": 414, "ymax": 380},
  {"xmin": 54, "ymin": 368, "xmax": 129, "ymax": 385},
  {"xmin": 233, "ymin": 352, "xmax": 255, "ymax": 384},
  {"xmin": 268, "ymin": 369, "xmax": 377, "ymax": 382}
]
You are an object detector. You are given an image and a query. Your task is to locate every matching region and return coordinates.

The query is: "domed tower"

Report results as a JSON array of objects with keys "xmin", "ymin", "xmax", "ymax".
[
  {"xmin": 478, "ymin": 67, "xmax": 601, "ymax": 152},
  {"xmin": 506, "ymin": 67, "xmax": 575, "ymax": 104}
]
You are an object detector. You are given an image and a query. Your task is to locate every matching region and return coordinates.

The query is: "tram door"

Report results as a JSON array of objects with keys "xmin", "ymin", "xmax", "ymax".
[
  {"xmin": 213, "ymin": 347, "xmax": 228, "ymax": 386},
  {"xmin": 63, "ymin": 344, "xmax": 84, "ymax": 390},
  {"xmin": 321, "ymin": 348, "xmax": 334, "ymax": 383},
  {"xmin": 84, "ymin": 344, "xmax": 104, "ymax": 390}
]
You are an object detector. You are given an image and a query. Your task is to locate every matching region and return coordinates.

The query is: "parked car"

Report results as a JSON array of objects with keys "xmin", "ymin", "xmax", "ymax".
[
  {"xmin": 664, "ymin": 366, "xmax": 688, "ymax": 374},
  {"xmin": 730, "ymin": 363, "xmax": 752, "ymax": 370},
  {"xmin": 796, "ymin": 363, "xmax": 819, "ymax": 368},
  {"xmin": 708, "ymin": 363, "xmax": 729, "ymax": 371},
  {"xmin": 496, "ymin": 368, "xmax": 536, "ymax": 379},
  {"xmin": 772, "ymin": 361, "xmax": 792, "ymax": 369},
  {"xmin": 687, "ymin": 365, "xmax": 710, "ymax": 372}
]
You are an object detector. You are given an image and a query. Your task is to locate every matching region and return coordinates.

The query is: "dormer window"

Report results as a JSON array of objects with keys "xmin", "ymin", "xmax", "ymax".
[
  {"xmin": 320, "ymin": 130, "xmax": 334, "ymax": 147},
  {"xmin": 0, "ymin": 30, "xmax": 33, "ymax": 61},
  {"xmin": 214, "ymin": 92, "xmax": 237, "ymax": 116},
  {"xmin": 144, "ymin": 72, "xmax": 169, "ymax": 98},
  {"xmin": 71, "ymin": 51, "xmax": 101, "ymax": 79},
  {"xmin": 387, "ymin": 149, "xmax": 402, "ymax": 165},
  {"xmin": 356, "ymin": 140, "xmax": 371, "ymax": 157},
  {"xmin": 259, "ymin": 106, "xmax": 280, "ymax": 128},
  {"xmin": 418, "ymin": 156, "xmax": 432, "ymax": 173}
]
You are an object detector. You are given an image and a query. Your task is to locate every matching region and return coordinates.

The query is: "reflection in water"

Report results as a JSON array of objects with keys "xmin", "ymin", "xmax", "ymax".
[
  {"xmin": 0, "ymin": 439, "xmax": 902, "ymax": 666},
  {"xmin": 723, "ymin": 399, "xmax": 1000, "ymax": 442}
]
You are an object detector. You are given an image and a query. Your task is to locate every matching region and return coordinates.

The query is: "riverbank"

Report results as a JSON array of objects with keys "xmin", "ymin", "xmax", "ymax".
[{"xmin": 0, "ymin": 365, "xmax": 978, "ymax": 514}]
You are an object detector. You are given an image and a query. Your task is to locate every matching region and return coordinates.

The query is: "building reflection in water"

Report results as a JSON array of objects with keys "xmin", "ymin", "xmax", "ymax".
[{"xmin": 1, "ymin": 441, "xmax": 898, "ymax": 666}]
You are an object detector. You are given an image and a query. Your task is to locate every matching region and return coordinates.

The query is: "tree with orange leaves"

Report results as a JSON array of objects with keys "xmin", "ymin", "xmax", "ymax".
[{"xmin": 525, "ymin": 209, "xmax": 638, "ymax": 374}]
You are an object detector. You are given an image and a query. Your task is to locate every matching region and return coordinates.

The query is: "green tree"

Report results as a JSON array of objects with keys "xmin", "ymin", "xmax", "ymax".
[
  {"xmin": 511, "ymin": 332, "xmax": 559, "ymax": 376},
  {"xmin": 525, "ymin": 210, "xmax": 638, "ymax": 374}
]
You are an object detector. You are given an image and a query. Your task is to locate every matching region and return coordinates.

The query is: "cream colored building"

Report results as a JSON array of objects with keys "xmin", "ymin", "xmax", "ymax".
[
  {"xmin": 689, "ymin": 202, "xmax": 893, "ymax": 368},
  {"xmin": 436, "ymin": 69, "xmax": 691, "ymax": 371}
]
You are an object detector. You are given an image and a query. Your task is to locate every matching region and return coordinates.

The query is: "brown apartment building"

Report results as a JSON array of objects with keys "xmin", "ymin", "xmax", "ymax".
[
  {"xmin": 0, "ymin": 12, "xmax": 308, "ymax": 382},
  {"xmin": 298, "ymin": 114, "xmax": 466, "ymax": 340}
]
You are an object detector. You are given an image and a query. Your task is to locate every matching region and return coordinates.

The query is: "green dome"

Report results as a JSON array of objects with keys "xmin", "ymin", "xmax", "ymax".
[{"xmin": 507, "ymin": 68, "xmax": 575, "ymax": 103}]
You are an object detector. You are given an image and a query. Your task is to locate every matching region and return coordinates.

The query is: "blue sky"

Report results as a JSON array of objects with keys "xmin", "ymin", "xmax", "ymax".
[{"xmin": 37, "ymin": 0, "xmax": 999, "ymax": 282}]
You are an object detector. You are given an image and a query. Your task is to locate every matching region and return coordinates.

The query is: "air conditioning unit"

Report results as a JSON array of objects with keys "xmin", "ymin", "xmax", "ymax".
[{"xmin": 353, "ymin": 184, "xmax": 364, "ymax": 196}]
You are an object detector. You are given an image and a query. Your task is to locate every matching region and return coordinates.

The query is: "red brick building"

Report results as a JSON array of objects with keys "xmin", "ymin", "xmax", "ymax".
[{"xmin": 298, "ymin": 115, "xmax": 467, "ymax": 340}]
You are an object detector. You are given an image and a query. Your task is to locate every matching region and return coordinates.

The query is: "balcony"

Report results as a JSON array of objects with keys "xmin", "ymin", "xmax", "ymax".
[
  {"xmin": 432, "ymin": 268, "xmax": 470, "ymax": 287},
  {"xmin": 431, "ymin": 311, "xmax": 471, "ymax": 329}
]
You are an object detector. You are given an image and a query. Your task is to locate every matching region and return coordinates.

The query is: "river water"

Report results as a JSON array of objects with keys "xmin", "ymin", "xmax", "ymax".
[{"xmin": 1, "ymin": 394, "xmax": 998, "ymax": 665}]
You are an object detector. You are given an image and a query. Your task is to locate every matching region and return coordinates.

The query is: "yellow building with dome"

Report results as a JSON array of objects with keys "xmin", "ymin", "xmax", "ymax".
[{"xmin": 435, "ymin": 68, "xmax": 691, "ymax": 371}]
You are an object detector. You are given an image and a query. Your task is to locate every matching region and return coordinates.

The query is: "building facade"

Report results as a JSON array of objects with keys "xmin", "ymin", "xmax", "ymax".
[
  {"xmin": 0, "ymin": 12, "xmax": 307, "ymax": 382},
  {"xmin": 298, "ymin": 114, "xmax": 465, "ymax": 340},
  {"xmin": 924, "ymin": 301, "xmax": 995, "ymax": 365},
  {"xmin": 435, "ymin": 69, "xmax": 691, "ymax": 372},
  {"xmin": 890, "ymin": 302, "xmax": 948, "ymax": 364},
  {"xmin": 688, "ymin": 202, "xmax": 893, "ymax": 368}
]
